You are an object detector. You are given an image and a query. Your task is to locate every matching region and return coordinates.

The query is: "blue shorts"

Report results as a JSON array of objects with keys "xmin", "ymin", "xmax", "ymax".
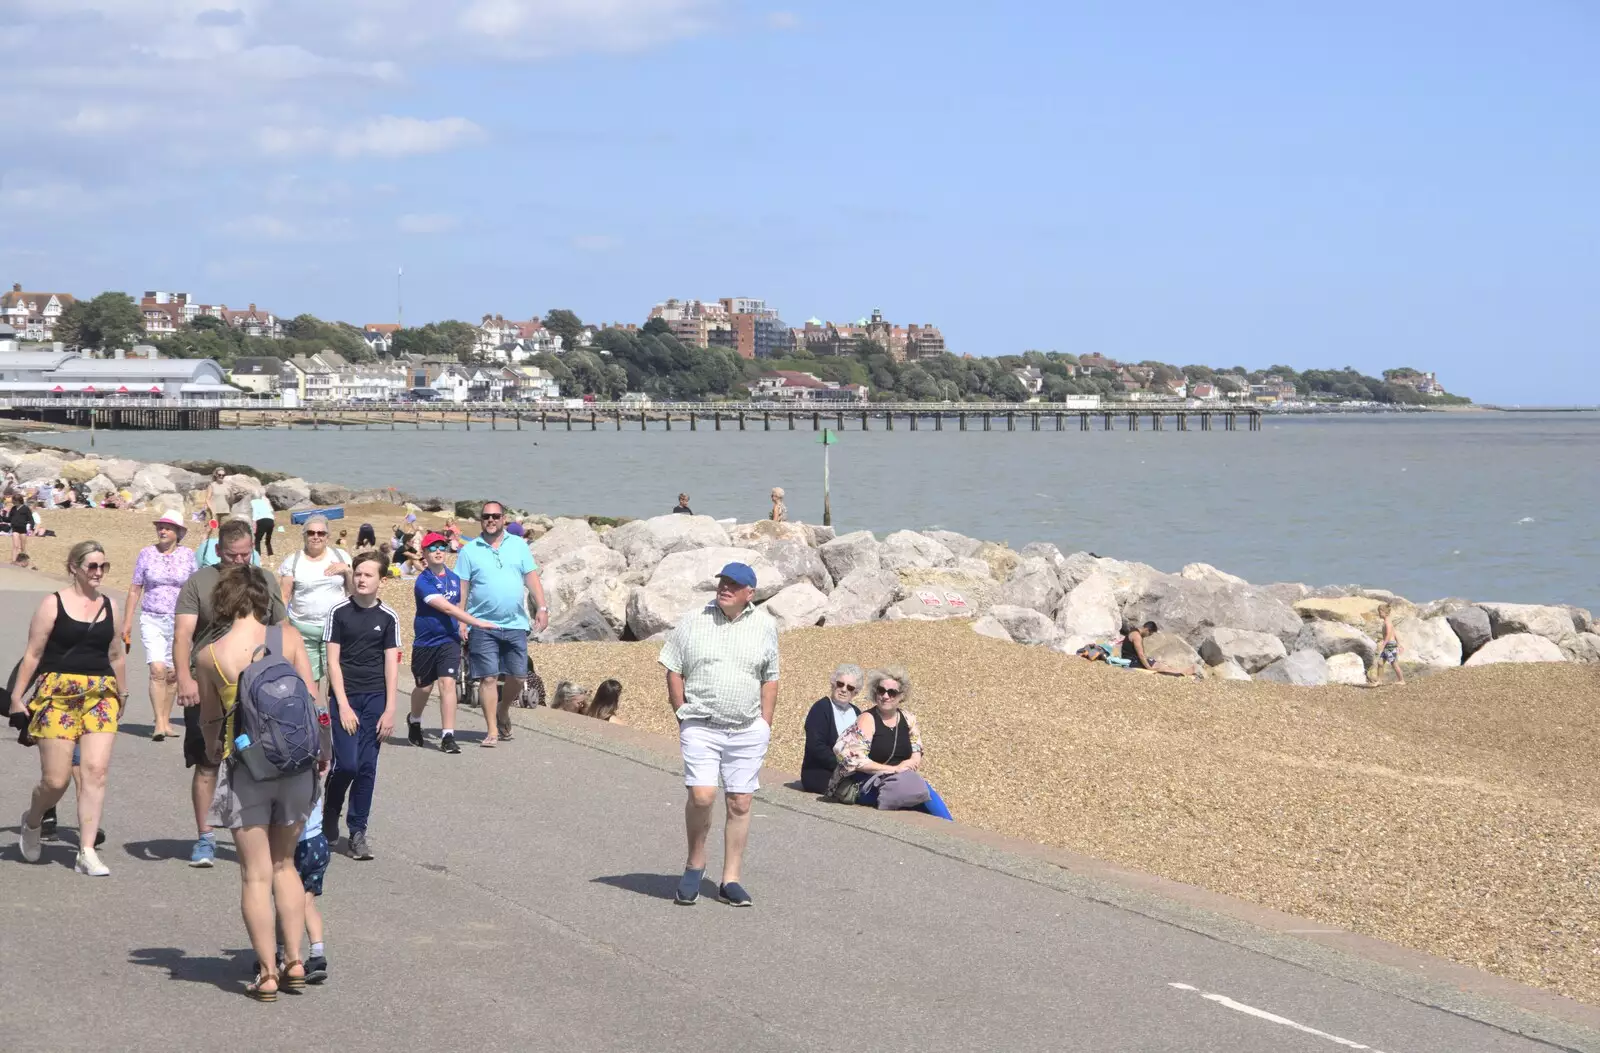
[
  {"xmin": 466, "ymin": 627, "xmax": 528, "ymax": 679},
  {"xmin": 295, "ymin": 834, "xmax": 330, "ymax": 896}
]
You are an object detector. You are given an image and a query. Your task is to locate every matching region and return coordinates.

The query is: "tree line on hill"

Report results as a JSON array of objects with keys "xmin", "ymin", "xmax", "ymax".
[{"xmin": 44, "ymin": 292, "xmax": 1462, "ymax": 405}]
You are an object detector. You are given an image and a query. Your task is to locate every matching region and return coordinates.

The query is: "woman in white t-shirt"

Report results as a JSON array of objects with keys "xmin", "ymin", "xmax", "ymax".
[{"xmin": 276, "ymin": 514, "xmax": 352, "ymax": 702}]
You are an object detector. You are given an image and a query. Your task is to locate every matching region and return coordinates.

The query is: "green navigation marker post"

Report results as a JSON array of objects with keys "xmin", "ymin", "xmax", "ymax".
[{"xmin": 818, "ymin": 428, "xmax": 837, "ymax": 526}]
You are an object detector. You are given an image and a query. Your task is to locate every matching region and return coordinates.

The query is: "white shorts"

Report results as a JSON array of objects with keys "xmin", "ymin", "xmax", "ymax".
[
  {"xmin": 140, "ymin": 612, "xmax": 176, "ymax": 668},
  {"xmin": 679, "ymin": 717, "xmax": 771, "ymax": 795}
]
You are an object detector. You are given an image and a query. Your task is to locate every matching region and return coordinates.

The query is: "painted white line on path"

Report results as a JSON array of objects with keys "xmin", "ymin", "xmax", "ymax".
[{"xmin": 1169, "ymin": 983, "xmax": 1394, "ymax": 1052}]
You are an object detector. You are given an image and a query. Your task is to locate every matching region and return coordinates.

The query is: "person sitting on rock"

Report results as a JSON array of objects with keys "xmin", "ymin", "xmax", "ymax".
[
  {"xmin": 769, "ymin": 487, "xmax": 786, "ymax": 523},
  {"xmin": 801, "ymin": 663, "xmax": 863, "ymax": 794},
  {"xmin": 826, "ymin": 667, "xmax": 952, "ymax": 820},
  {"xmin": 1119, "ymin": 621, "xmax": 1196, "ymax": 677}
]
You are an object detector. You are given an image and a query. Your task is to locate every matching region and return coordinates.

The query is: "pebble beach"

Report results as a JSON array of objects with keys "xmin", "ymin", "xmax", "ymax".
[{"xmin": 12, "ymin": 499, "xmax": 1600, "ymax": 1006}]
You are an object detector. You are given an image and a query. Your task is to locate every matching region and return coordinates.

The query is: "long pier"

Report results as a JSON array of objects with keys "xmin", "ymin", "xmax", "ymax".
[{"xmin": 0, "ymin": 398, "xmax": 1263, "ymax": 433}]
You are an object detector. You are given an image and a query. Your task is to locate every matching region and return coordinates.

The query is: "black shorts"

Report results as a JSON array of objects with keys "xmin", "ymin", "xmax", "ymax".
[
  {"xmin": 411, "ymin": 641, "xmax": 462, "ymax": 689},
  {"xmin": 183, "ymin": 711, "xmax": 216, "ymax": 770}
]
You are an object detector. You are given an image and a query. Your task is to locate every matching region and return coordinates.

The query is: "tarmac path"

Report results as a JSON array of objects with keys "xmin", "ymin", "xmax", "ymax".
[{"xmin": 1, "ymin": 571, "xmax": 1594, "ymax": 1052}]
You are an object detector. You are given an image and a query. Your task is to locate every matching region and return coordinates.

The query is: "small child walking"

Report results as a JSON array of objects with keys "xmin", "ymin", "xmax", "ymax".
[
  {"xmin": 1373, "ymin": 603, "xmax": 1405, "ymax": 686},
  {"xmin": 283, "ymin": 783, "xmax": 331, "ymax": 983}
]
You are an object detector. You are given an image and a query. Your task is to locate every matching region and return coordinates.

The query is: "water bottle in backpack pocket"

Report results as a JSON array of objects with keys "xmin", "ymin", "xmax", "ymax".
[{"xmin": 232, "ymin": 625, "xmax": 320, "ymax": 779}]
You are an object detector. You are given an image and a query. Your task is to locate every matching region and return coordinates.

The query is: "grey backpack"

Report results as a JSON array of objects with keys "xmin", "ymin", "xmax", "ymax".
[{"xmin": 234, "ymin": 625, "xmax": 320, "ymax": 778}]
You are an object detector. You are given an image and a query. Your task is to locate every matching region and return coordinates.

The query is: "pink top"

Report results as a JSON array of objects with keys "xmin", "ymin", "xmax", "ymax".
[{"xmin": 131, "ymin": 543, "xmax": 198, "ymax": 617}]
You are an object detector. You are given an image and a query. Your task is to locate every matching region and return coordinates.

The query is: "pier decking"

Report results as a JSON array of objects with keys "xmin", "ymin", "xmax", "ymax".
[{"xmin": 0, "ymin": 399, "xmax": 1263, "ymax": 433}]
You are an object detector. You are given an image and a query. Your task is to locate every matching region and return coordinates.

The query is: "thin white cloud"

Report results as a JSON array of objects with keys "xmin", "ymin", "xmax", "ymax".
[
  {"xmin": 257, "ymin": 116, "xmax": 484, "ymax": 159},
  {"xmin": 398, "ymin": 213, "xmax": 459, "ymax": 235}
]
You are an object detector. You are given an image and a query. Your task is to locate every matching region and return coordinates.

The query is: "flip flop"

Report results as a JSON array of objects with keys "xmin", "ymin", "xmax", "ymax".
[{"xmin": 479, "ymin": 738, "xmax": 498, "ymax": 748}]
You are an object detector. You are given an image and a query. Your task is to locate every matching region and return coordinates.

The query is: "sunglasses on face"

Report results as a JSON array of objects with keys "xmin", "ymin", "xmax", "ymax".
[
  {"xmin": 833, "ymin": 682, "xmax": 859, "ymax": 693},
  {"xmin": 304, "ymin": 530, "xmax": 327, "ymax": 537},
  {"xmin": 425, "ymin": 545, "xmax": 449, "ymax": 553},
  {"xmin": 481, "ymin": 512, "xmax": 504, "ymax": 521},
  {"xmin": 877, "ymin": 686, "xmax": 902, "ymax": 697},
  {"xmin": 81, "ymin": 561, "xmax": 110, "ymax": 572}
]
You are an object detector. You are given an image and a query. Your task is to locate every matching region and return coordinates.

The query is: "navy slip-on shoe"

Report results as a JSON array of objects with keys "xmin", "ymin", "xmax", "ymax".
[
  {"xmin": 717, "ymin": 882, "xmax": 752, "ymax": 907},
  {"xmin": 675, "ymin": 867, "xmax": 705, "ymax": 905}
]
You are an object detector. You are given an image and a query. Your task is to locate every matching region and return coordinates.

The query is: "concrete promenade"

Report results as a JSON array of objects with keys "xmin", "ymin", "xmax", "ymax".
[{"xmin": 1, "ymin": 576, "xmax": 1595, "ymax": 1053}]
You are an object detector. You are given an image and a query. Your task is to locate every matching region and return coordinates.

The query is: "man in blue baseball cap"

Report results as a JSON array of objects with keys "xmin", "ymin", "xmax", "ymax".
[{"xmin": 659, "ymin": 561, "xmax": 780, "ymax": 907}]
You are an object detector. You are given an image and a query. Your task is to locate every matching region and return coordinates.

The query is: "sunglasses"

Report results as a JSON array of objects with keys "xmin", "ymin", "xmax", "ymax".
[
  {"xmin": 832, "ymin": 681, "xmax": 860, "ymax": 693},
  {"xmin": 876, "ymin": 686, "xmax": 902, "ymax": 697},
  {"xmin": 304, "ymin": 530, "xmax": 327, "ymax": 537},
  {"xmin": 81, "ymin": 561, "xmax": 111, "ymax": 572},
  {"xmin": 481, "ymin": 512, "xmax": 504, "ymax": 520},
  {"xmin": 425, "ymin": 545, "xmax": 449, "ymax": 553}
]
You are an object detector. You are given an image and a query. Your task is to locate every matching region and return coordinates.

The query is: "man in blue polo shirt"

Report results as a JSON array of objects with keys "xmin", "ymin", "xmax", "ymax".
[{"xmin": 455, "ymin": 501, "xmax": 547, "ymax": 747}]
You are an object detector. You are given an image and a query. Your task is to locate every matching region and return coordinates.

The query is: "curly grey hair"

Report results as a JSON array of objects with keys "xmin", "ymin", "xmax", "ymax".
[
  {"xmin": 830, "ymin": 663, "xmax": 864, "ymax": 689},
  {"xmin": 864, "ymin": 666, "xmax": 912, "ymax": 708}
]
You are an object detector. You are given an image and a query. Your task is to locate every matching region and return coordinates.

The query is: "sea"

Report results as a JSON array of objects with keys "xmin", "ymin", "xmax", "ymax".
[{"xmin": 47, "ymin": 410, "xmax": 1600, "ymax": 610}]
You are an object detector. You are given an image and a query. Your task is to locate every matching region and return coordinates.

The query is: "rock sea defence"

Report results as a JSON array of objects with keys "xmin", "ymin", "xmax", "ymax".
[{"xmin": 5, "ymin": 441, "xmax": 1593, "ymax": 682}]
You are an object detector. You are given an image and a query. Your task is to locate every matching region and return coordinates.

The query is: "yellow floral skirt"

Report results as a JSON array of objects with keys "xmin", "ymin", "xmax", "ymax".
[{"xmin": 27, "ymin": 673, "xmax": 121, "ymax": 741}]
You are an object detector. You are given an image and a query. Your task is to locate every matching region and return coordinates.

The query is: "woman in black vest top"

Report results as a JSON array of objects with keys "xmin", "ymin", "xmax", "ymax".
[
  {"xmin": 826, "ymin": 667, "xmax": 952, "ymax": 819},
  {"xmin": 10, "ymin": 540, "xmax": 128, "ymax": 876}
]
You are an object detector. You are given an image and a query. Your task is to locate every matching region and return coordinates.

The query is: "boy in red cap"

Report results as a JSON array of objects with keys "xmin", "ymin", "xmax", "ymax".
[{"xmin": 406, "ymin": 531, "xmax": 498, "ymax": 753}]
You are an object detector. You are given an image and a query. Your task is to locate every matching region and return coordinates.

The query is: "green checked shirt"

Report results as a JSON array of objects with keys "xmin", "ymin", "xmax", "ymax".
[{"xmin": 660, "ymin": 601, "xmax": 780, "ymax": 727}]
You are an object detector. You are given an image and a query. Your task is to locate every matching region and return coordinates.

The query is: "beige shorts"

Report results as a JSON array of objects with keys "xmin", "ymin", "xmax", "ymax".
[{"xmin": 208, "ymin": 759, "xmax": 318, "ymax": 830}]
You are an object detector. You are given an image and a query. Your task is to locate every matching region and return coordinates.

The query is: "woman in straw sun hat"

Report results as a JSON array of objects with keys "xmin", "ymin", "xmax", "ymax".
[{"xmin": 123, "ymin": 513, "xmax": 197, "ymax": 741}]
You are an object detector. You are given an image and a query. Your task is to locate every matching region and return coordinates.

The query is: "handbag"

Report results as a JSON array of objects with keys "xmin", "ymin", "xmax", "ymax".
[{"xmin": 872, "ymin": 770, "xmax": 932, "ymax": 810}]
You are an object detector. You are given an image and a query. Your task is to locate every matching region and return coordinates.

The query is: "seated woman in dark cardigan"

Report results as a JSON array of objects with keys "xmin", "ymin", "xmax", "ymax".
[{"xmin": 801, "ymin": 664, "xmax": 863, "ymax": 794}]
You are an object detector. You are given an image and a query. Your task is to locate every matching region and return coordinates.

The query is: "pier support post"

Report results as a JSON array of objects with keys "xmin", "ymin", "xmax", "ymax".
[
  {"xmin": 886, "ymin": 411, "xmax": 894, "ymax": 431},
  {"xmin": 616, "ymin": 411, "xmax": 622, "ymax": 431},
  {"xmin": 591, "ymin": 412, "xmax": 597, "ymax": 430},
  {"xmin": 739, "ymin": 412, "xmax": 746, "ymax": 431},
  {"xmin": 715, "ymin": 412, "xmax": 721, "ymax": 431},
  {"xmin": 910, "ymin": 412, "xmax": 918, "ymax": 431},
  {"xmin": 788, "ymin": 413, "xmax": 795, "ymax": 430},
  {"xmin": 837, "ymin": 412, "xmax": 844, "ymax": 430},
  {"xmin": 812, "ymin": 412, "xmax": 819, "ymax": 431},
  {"xmin": 763, "ymin": 412, "xmax": 769, "ymax": 431},
  {"xmin": 861, "ymin": 411, "xmax": 869, "ymax": 431},
  {"xmin": 641, "ymin": 412, "xmax": 647, "ymax": 431},
  {"xmin": 566, "ymin": 411, "xmax": 572, "ymax": 431},
  {"xmin": 935, "ymin": 413, "xmax": 943, "ymax": 431},
  {"xmin": 983, "ymin": 412, "xmax": 991, "ymax": 431},
  {"xmin": 959, "ymin": 413, "xmax": 967, "ymax": 431}
]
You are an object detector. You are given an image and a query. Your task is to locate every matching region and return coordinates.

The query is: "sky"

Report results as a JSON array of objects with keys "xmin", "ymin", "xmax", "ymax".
[{"xmin": 1, "ymin": 1, "xmax": 1595, "ymax": 405}]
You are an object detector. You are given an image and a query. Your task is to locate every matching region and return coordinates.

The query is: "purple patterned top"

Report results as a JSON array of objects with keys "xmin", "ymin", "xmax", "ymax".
[{"xmin": 131, "ymin": 543, "xmax": 198, "ymax": 617}]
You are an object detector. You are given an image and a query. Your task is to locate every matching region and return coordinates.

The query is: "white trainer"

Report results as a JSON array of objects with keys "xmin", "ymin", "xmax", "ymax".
[
  {"xmin": 74, "ymin": 847, "xmax": 110, "ymax": 877},
  {"xmin": 19, "ymin": 812, "xmax": 42, "ymax": 863}
]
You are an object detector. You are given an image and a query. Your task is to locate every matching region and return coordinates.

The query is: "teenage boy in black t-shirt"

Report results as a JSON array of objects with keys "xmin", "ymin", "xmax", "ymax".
[{"xmin": 322, "ymin": 551, "xmax": 400, "ymax": 861}]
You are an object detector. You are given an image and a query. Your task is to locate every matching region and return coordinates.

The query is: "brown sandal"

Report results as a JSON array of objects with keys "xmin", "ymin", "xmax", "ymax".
[
  {"xmin": 281, "ymin": 959, "xmax": 307, "ymax": 991},
  {"xmin": 247, "ymin": 964, "xmax": 279, "ymax": 1002}
]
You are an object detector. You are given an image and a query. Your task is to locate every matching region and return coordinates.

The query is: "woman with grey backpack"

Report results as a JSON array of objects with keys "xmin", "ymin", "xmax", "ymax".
[
  {"xmin": 196, "ymin": 564, "xmax": 330, "ymax": 1002},
  {"xmin": 826, "ymin": 666, "xmax": 953, "ymax": 821}
]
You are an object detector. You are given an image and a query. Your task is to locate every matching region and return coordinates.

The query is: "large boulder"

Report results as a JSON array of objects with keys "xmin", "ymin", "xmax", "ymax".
[
  {"xmin": 970, "ymin": 541, "xmax": 1021, "ymax": 582},
  {"xmin": 819, "ymin": 530, "xmax": 881, "ymax": 583},
  {"xmin": 535, "ymin": 601, "xmax": 619, "ymax": 644},
  {"xmin": 530, "ymin": 518, "xmax": 601, "ymax": 566},
  {"xmin": 762, "ymin": 582, "xmax": 829, "ymax": 631},
  {"xmin": 1566, "ymin": 607, "xmax": 1595, "ymax": 634},
  {"xmin": 59, "ymin": 458, "xmax": 101, "ymax": 485},
  {"xmin": 1293, "ymin": 596, "xmax": 1386, "ymax": 628},
  {"xmin": 649, "ymin": 546, "xmax": 783, "ymax": 602},
  {"xmin": 604, "ymin": 512, "xmax": 732, "ymax": 569},
  {"xmin": 1142, "ymin": 632, "xmax": 1202, "ymax": 671},
  {"xmin": 625, "ymin": 582, "xmax": 712, "ymax": 640},
  {"xmin": 1293, "ymin": 620, "xmax": 1376, "ymax": 666},
  {"xmin": 922, "ymin": 529, "xmax": 983, "ymax": 559},
  {"xmin": 15, "ymin": 452, "xmax": 64, "ymax": 481},
  {"xmin": 1445, "ymin": 607, "xmax": 1492, "ymax": 659},
  {"xmin": 1205, "ymin": 658, "xmax": 1252, "ymax": 682},
  {"xmin": 224, "ymin": 473, "xmax": 265, "ymax": 497},
  {"xmin": 1393, "ymin": 616, "xmax": 1463, "ymax": 673},
  {"xmin": 266, "ymin": 478, "xmax": 312, "ymax": 511},
  {"xmin": 130, "ymin": 467, "xmax": 176, "ymax": 503},
  {"xmin": 752, "ymin": 539, "xmax": 832, "ymax": 594},
  {"xmin": 1198, "ymin": 627, "xmax": 1288, "ymax": 673},
  {"xmin": 800, "ymin": 523, "xmax": 836, "ymax": 548},
  {"xmin": 883, "ymin": 588, "xmax": 977, "ymax": 621},
  {"xmin": 986, "ymin": 604, "xmax": 1063, "ymax": 647},
  {"xmin": 1019, "ymin": 541, "xmax": 1067, "ymax": 567},
  {"xmin": 892, "ymin": 567, "xmax": 998, "ymax": 613},
  {"xmin": 1463, "ymin": 634, "xmax": 1567, "ymax": 666},
  {"xmin": 1181, "ymin": 562, "xmax": 1247, "ymax": 586},
  {"xmin": 1054, "ymin": 572, "xmax": 1121, "ymax": 639},
  {"xmin": 570, "ymin": 576, "xmax": 630, "ymax": 635},
  {"xmin": 538, "ymin": 544, "xmax": 628, "ymax": 623},
  {"xmin": 1256, "ymin": 649, "xmax": 1331, "ymax": 686},
  {"xmin": 997, "ymin": 557, "xmax": 1065, "ymax": 616},
  {"xmin": 308, "ymin": 482, "xmax": 351, "ymax": 506},
  {"xmin": 727, "ymin": 519, "xmax": 811, "ymax": 546},
  {"xmin": 97, "ymin": 458, "xmax": 143, "ymax": 487},
  {"xmin": 163, "ymin": 466, "xmax": 208, "ymax": 494},
  {"xmin": 879, "ymin": 530, "xmax": 955, "ymax": 572},
  {"xmin": 1057, "ymin": 551, "xmax": 1103, "ymax": 591},
  {"xmin": 1125, "ymin": 574, "xmax": 1302, "ymax": 646},
  {"xmin": 970, "ymin": 615, "xmax": 1013, "ymax": 642},
  {"xmin": 1262, "ymin": 582, "xmax": 1311, "ymax": 605},
  {"xmin": 0, "ymin": 447, "xmax": 22, "ymax": 469},
  {"xmin": 820, "ymin": 567, "xmax": 900, "ymax": 627},
  {"xmin": 83, "ymin": 473, "xmax": 118, "ymax": 501},
  {"xmin": 1559, "ymin": 633, "xmax": 1600, "ymax": 664},
  {"xmin": 229, "ymin": 496, "xmax": 257, "ymax": 522},
  {"xmin": 1477, "ymin": 603, "xmax": 1577, "ymax": 644},
  {"xmin": 1326, "ymin": 653, "xmax": 1369, "ymax": 686}
]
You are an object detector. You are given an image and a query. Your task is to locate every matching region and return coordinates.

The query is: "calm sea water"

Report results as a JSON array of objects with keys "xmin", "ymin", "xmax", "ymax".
[{"xmin": 49, "ymin": 411, "xmax": 1600, "ymax": 609}]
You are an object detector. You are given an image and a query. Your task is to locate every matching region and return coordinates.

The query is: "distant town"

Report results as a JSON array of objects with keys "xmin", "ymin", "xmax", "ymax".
[{"xmin": 0, "ymin": 284, "xmax": 1466, "ymax": 409}]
